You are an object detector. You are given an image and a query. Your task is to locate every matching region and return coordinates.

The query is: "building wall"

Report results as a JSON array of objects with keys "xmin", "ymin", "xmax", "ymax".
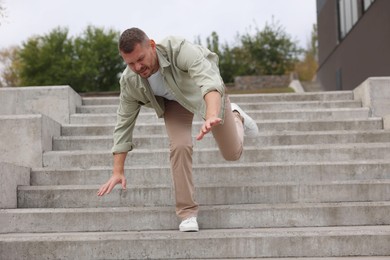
[
  {"xmin": 317, "ymin": 1, "xmax": 339, "ymax": 67},
  {"xmin": 317, "ymin": 0, "xmax": 390, "ymax": 90}
]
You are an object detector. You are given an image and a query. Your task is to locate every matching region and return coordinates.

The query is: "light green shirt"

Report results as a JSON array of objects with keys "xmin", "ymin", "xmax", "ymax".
[{"xmin": 112, "ymin": 36, "xmax": 226, "ymax": 154}]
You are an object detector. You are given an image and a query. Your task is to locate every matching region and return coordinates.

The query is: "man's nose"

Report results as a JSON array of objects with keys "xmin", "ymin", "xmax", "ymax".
[{"xmin": 135, "ymin": 63, "xmax": 142, "ymax": 71}]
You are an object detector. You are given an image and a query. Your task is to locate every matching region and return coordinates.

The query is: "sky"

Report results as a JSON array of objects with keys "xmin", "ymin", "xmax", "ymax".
[{"xmin": 0, "ymin": 0, "xmax": 317, "ymax": 50}]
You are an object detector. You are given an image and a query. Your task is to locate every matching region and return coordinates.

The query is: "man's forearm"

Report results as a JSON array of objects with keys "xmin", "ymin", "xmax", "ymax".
[
  {"xmin": 113, "ymin": 152, "xmax": 128, "ymax": 174},
  {"xmin": 204, "ymin": 90, "xmax": 222, "ymax": 119}
]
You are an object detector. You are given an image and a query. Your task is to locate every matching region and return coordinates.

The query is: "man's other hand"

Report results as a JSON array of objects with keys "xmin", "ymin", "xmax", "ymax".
[
  {"xmin": 196, "ymin": 117, "xmax": 222, "ymax": 140},
  {"xmin": 97, "ymin": 174, "xmax": 127, "ymax": 196}
]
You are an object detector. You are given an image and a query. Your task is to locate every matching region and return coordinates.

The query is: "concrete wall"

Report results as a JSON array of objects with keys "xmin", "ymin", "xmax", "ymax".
[
  {"xmin": 0, "ymin": 162, "xmax": 30, "ymax": 208},
  {"xmin": 384, "ymin": 115, "xmax": 390, "ymax": 130},
  {"xmin": 0, "ymin": 85, "xmax": 82, "ymax": 124},
  {"xmin": 289, "ymin": 80, "xmax": 305, "ymax": 93},
  {"xmin": 0, "ymin": 114, "xmax": 61, "ymax": 168},
  {"xmin": 353, "ymin": 77, "xmax": 390, "ymax": 118},
  {"xmin": 234, "ymin": 75, "xmax": 291, "ymax": 90},
  {"xmin": 0, "ymin": 86, "xmax": 79, "ymax": 209}
]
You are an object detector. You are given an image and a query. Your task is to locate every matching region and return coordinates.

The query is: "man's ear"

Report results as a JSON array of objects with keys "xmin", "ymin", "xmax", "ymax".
[{"xmin": 150, "ymin": 39, "xmax": 156, "ymax": 48}]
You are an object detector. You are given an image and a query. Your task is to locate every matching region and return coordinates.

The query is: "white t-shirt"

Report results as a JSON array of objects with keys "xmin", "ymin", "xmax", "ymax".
[{"xmin": 147, "ymin": 70, "xmax": 176, "ymax": 101}]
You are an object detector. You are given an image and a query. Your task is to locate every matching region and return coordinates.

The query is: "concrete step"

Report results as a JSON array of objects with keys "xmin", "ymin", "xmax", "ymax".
[
  {"xmin": 252, "ymin": 258, "xmax": 390, "ymax": 260},
  {"xmin": 206, "ymin": 258, "xmax": 390, "ymax": 260},
  {"xmin": 1, "ymin": 226, "xmax": 389, "ymax": 259},
  {"xmin": 81, "ymin": 91, "xmax": 354, "ymax": 105},
  {"xmin": 76, "ymin": 100, "xmax": 363, "ymax": 114},
  {"xmin": 69, "ymin": 108, "xmax": 371, "ymax": 124},
  {"xmin": 52, "ymin": 130, "xmax": 390, "ymax": 151},
  {"xmin": 31, "ymin": 160, "xmax": 390, "ymax": 186},
  {"xmin": 77, "ymin": 104, "xmax": 148, "ymax": 114},
  {"xmin": 1, "ymin": 202, "xmax": 389, "ymax": 233},
  {"xmin": 42, "ymin": 143, "xmax": 390, "ymax": 168},
  {"xmin": 184, "ymin": 258, "xmax": 390, "ymax": 260},
  {"xmin": 61, "ymin": 118, "xmax": 383, "ymax": 136},
  {"xmin": 8, "ymin": 89, "xmax": 390, "ymax": 259},
  {"xmin": 17, "ymin": 179, "xmax": 390, "ymax": 208}
]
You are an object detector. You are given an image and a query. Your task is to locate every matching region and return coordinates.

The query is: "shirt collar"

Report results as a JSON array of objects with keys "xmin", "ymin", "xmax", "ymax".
[{"xmin": 156, "ymin": 46, "xmax": 170, "ymax": 73}]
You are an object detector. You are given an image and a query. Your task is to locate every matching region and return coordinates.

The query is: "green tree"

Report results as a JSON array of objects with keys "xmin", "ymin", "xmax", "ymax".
[
  {"xmin": 18, "ymin": 27, "xmax": 75, "ymax": 87},
  {"xmin": 309, "ymin": 23, "xmax": 318, "ymax": 59},
  {"xmin": 205, "ymin": 32, "xmax": 247, "ymax": 83},
  {"xmin": 17, "ymin": 26, "xmax": 124, "ymax": 92},
  {"xmin": 218, "ymin": 43, "xmax": 248, "ymax": 84},
  {"xmin": 203, "ymin": 21, "xmax": 302, "ymax": 83},
  {"xmin": 0, "ymin": 46, "xmax": 21, "ymax": 87},
  {"xmin": 206, "ymin": 31, "xmax": 221, "ymax": 56},
  {"xmin": 295, "ymin": 24, "xmax": 318, "ymax": 81},
  {"xmin": 240, "ymin": 20, "xmax": 302, "ymax": 76},
  {"xmin": 73, "ymin": 26, "xmax": 125, "ymax": 92}
]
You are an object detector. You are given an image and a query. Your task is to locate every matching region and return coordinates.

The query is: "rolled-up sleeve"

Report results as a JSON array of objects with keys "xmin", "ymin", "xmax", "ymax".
[{"xmin": 111, "ymin": 91, "xmax": 141, "ymax": 154}]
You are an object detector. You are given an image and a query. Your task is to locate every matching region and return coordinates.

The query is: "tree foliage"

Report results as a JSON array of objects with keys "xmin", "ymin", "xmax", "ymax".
[
  {"xmin": 206, "ymin": 20, "xmax": 302, "ymax": 83},
  {"xmin": 0, "ymin": 20, "xmax": 316, "ymax": 91},
  {"xmin": 0, "ymin": 46, "xmax": 21, "ymax": 87},
  {"xmin": 16, "ymin": 26, "xmax": 124, "ymax": 92},
  {"xmin": 240, "ymin": 21, "xmax": 302, "ymax": 76},
  {"xmin": 295, "ymin": 24, "xmax": 319, "ymax": 81},
  {"xmin": 18, "ymin": 27, "xmax": 74, "ymax": 87},
  {"xmin": 206, "ymin": 32, "xmax": 245, "ymax": 83},
  {"xmin": 73, "ymin": 26, "xmax": 125, "ymax": 92}
]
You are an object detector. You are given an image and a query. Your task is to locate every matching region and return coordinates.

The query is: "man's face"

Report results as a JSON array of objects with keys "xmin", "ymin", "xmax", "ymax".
[{"xmin": 121, "ymin": 40, "xmax": 159, "ymax": 78}]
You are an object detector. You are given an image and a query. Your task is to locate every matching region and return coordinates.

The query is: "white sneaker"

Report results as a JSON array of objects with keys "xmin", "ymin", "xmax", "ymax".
[
  {"xmin": 179, "ymin": 217, "xmax": 199, "ymax": 232},
  {"xmin": 231, "ymin": 103, "xmax": 259, "ymax": 137}
]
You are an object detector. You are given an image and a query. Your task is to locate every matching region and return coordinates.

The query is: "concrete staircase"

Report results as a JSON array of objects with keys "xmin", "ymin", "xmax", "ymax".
[{"xmin": 1, "ymin": 91, "xmax": 390, "ymax": 259}]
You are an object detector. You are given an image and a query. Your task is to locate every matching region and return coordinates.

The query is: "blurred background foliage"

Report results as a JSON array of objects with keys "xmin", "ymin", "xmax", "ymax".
[{"xmin": 0, "ymin": 22, "xmax": 318, "ymax": 92}]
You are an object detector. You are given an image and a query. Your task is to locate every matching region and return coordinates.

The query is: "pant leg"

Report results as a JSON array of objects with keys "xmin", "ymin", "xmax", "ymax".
[
  {"xmin": 211, "ymin": 96, "xmax": 244, "ymax": 161},
  {"xmin": 163, "ymin": 99, "xmax": 199, "ymax": 219}
]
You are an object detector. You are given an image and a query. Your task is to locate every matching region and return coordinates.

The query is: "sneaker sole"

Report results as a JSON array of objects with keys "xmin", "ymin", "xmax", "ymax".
[{"xmin": 179, "ymin": 226, "xmax": 199, "ymax": 232}]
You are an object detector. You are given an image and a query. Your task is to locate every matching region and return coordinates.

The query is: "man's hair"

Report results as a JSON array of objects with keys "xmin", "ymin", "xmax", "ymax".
[{"xmin": 119, "ymin": 27, "xmax": 149, "ymax": 53}]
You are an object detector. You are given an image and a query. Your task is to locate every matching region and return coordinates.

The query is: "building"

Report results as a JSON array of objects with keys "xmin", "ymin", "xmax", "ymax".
[{"xmin": 316, "ymin": 0, "xmax": 390, "ymax": 90}]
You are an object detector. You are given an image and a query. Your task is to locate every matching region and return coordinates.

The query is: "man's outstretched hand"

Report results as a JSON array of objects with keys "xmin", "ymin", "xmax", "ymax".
[
  {"xmin": 196, "ymin": 117, "xmax": 222, "ymax": 140},
  {"xmin": 97, "ymin": 174, "xmax": 127, "ymax": 196}
]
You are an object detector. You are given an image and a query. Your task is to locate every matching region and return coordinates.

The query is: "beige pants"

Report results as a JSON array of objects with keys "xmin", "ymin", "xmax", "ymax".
[{"xmin": 163, "ymin": 96, "xmax": 244, "ymax": 219}]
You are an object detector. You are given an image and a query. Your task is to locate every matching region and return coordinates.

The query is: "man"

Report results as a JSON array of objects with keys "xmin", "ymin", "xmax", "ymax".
[{"xmin": 97, "ymin": 27, "xmax": 258, "ymax": 232}]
